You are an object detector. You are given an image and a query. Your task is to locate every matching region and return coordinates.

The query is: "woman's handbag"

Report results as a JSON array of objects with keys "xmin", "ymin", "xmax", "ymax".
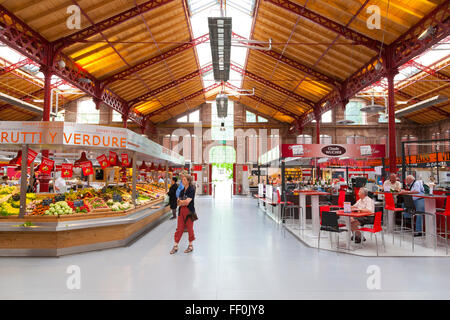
[{"xmin": 180, "ymin": 206, "xmax": 198, "ymax": 222}]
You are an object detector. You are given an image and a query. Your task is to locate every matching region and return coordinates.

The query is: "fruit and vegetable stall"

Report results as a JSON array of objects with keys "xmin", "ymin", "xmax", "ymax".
[{"xmin": 0, "ymin": 121, "xmax": 185, "ymax": 256}]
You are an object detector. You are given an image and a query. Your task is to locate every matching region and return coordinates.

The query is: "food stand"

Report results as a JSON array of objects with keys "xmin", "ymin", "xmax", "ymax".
[{"xmin": 0, "ymin": 121, "xmax": 184, "ymax": 256}]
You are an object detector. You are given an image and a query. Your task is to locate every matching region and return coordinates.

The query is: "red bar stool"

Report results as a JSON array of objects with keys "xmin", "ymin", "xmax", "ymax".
[
  {"xmin": 356, "ymin": 211, "xmax": 385, "ymax": 256},
  {"xmin": 384, "ymin": 192, "xmax": 405, "ymax": 245},
  {"xmin": 436, "ymin": 196, "xmax": 450, "ymax": 255},
  {"xmin": 329, "ymin": 190, "xmax": 346, "ymax": 210}
]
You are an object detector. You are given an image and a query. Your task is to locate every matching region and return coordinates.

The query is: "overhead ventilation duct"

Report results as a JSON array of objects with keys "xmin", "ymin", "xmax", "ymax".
[
  {"xmin": 395, "ymin": 95, "xmax": 448, "ymax": 117},
  {"xmin": 0, "ymin": 92, "xmax": 56, "ymax": 116},
  {"xmin": 208, "ymin": 17, "xmax": 232, "ymax": 82},
  {"xmin": 216, "ymin": 94, "xmax": 228, "ymax": 118}
]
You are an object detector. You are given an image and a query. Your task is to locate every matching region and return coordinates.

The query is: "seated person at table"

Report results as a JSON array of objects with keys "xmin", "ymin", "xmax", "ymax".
[
  {"xmin": 383, "ymin": 173, "xmax": 402, "ymax": 192},
  {"xmin": 350, "ymin": 187, "xmax": 375, "ymax": 243},
  {"xmin": 404, "ymin": 175, "xmax": 425, "ymax": 236}
]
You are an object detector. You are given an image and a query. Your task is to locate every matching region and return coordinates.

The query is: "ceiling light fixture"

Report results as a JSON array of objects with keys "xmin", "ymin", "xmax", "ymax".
[
  {"xmin": 216, "ymin": 94, "xmax": 228, "ymax": 118},
  {"xmin": 418, "ymin": 26, "xmax": 436, "ymax": 41},
  {"xmin": 208, "ymin": 17, "xmax": 232, "ymax": 82},
  {"xmin": 336, "ymin": 119, "xmax": 355, "ymax": 125},
  {"xmin": 395, "ymin": 95, "xmax": 448, "ymax": 117},
  {"xmin": 78, "ymin": 77, "xmax": 92, "ymax": 84}
]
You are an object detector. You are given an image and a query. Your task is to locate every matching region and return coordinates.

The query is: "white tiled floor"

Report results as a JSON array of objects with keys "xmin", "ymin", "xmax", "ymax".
[{"xmin": 2, "ymin": 197, "xmax": 450, "ymax": 299}]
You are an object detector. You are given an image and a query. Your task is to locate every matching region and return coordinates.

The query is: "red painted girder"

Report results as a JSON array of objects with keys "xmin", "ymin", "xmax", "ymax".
[
  {"xmin": 392, "ymin": 1, "xmax": 450, "ymax": 68},
  {"xmin": 101, "ymin": 33, "xmax": 209, "ymax": 85},
  {"xmin": 232, "ymin": 32, "xmax": 341, "ymax": 88},
  {"xmin": 225, "ymin": 82, "xmax": 301, "ymax": 120},
  {"xmin": 129, "ymin": 64, "xmax": 213, "ymax": 106},
  {"xmin": 230, "ymin": 63, "xmax": 316, "ymax": 107},
  {"xmin": 0, "ymin": 58, "xmax": 35, "ymax": 76},
  {"xmin": 407, "ymin": 59, "xmax": 450, "ymax": 81},
  {"xmin": 52, "ymin": 0, "xmax": 176, "ymax": 49},
  {"xmin": 144, "ymin": 83, "xmax": 221, "ymax": 119},
  {"xmin": 264, "ymin": 0, "xmax": 382, "ymax": 52}
]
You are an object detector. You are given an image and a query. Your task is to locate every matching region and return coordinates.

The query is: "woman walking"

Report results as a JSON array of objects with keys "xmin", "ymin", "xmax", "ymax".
[
  {"xmin": 167, "ymin": 176, "xmax": 179, "ymax": 220},
  {"xmin": 170, "ymin": 174, "xmax": 197, "ymax": 254}
]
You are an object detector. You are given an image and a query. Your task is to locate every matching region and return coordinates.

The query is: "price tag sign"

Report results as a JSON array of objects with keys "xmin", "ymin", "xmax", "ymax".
[
  {"xmin": 113, "ymin": 193, "xmax": 122, "ymax": 202},
  {"xmin": 54, "ymin": 194, "xmax": 65, "ymax": 202},
  {"xmin": 42, "ymin": 198, "xmax": 53, "ymax": 206},
  {"xmin": 74, "ymin": 200, "xmax": 84, "ymax": 208}
]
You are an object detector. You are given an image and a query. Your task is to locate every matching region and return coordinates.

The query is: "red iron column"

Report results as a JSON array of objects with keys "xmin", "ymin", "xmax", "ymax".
[
  {"xmin": 40, "ymin": 67, "xmax": 52, "ymax": 192},
  {"xmin": 387, "ymin": 68, "xmax": 399, "ymax": 174}
]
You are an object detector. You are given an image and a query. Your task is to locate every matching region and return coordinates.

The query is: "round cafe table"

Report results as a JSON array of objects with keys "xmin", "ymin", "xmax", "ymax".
[{"xmin": 332, "ymin": 210, "xmax": 375, "ymax": 250}]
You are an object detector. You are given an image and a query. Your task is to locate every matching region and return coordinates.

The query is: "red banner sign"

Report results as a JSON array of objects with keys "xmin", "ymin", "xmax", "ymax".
[
  {"xmin": 281, "ymin": 144, "xmax": 386, "ymax": 159},
  {"xmin": 81, "ymin": 161, "xmax": 94, "ymax": 176},
  {"xmin": 61, "ymin": 163, "xmax": 73, "ymax": 178},
  {"xmin": 109, "ymin": 151, "xmax": 117, "ymax": 166},
  {"xmin": 97, "ymin": 154, "xmax": 109, "ymax": 169},
  {"xmin": 27, "ymin": 148, "xmax": 38, "ymax": 166},
  {"xmin": 40, "ymin": 157, "xmax": 55, "ymax": 174},
  {"xmin": 121, "ymin": 153, "xmax": 129, "ymax": 167}
]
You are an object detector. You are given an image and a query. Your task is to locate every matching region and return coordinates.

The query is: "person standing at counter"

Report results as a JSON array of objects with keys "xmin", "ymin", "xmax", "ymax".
[
  {"xmin": 170, "ymin": 174, "xmax": 197, "ymax": 254},
  {"xmin": 167, "ymin": 176, "xmax": 179, "ymax": 220},
  {"xmin": 383, "ymin": 173, "xmax": 402, "ymax": 192},
  {"xmin": 54, "ymin": 172, "xmax": 67, "ymax": 194},
  {"xmin": 350, "ymin": 188, "xmax": 375, "ymax": 243},
  {"xmin": 404, "ymin": 175, "xmax": 425, "ymax": 236}
]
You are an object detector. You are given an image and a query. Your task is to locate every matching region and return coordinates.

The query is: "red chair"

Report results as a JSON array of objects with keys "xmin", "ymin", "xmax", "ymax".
[
  {"xmin": 384, "ymin": 192, "xmax": 405, "ymax": 244},
  {"xmin": 329, "ymin": 190, "xmax": 346, "ymax": 210},
  {"xmin": 320, "ymin": 205, "xmax": 345, "ymax": 228},
  {"xmin": 436, "ymin": 196, "xmax": 450, "ymax": 254},
  {"xmin": 356, "ymin": 211, "xmax": 385, "ymax": 256}
]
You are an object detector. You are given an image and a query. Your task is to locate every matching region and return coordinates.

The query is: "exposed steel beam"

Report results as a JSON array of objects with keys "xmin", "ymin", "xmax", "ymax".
[
  {"xmin": 52, "ymin": 0, "xmax": 176, "ymax": 49},
  {"xmin": 232, "ymin": 32, "xmax": 341, "ymax": 88},
  {"xmin": 0, "ymin": 58, "xmax": 34, "ymax": 76},
  {"xmin": 100, "ymin": 33, "xmax": 209, "ymax": 85},
  {"xmin": 299, "ymin": 0, "xmax": 450, "ymax": 128},
  {"xmin": 144, "ymin": 83, "xmax": 221, "ymax": 119},
  {"xmin": 129, "ymin": 64, "xmax": 213, "ymax": 106},
  {"xmin": 406, "ymin": 59, "xmax": 450, "ymax": 81},
  {"xmin": 230, "ymin": 63, "xmax": 316, "ymax": 107},
  {"xmin": 225, "ymin": 82, "xmax": 301, "ymax": 120},
  {"xmin": 0, "ymin": 4, "xmax": 145, "ymax": 128},
  {"xmin": 264, "ymin": 0, "xmax": 382, "ymax": 52}
]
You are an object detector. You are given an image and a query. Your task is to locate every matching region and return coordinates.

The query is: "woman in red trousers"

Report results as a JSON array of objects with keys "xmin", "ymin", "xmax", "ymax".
[{"xmin": 170, "ymin": 174, "xmax": 196, "ymax": 254}]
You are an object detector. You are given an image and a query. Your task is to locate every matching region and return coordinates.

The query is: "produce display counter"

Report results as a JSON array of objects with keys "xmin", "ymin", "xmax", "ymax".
[{"xmin": 0, "ymin": 200, "xmax": 170, "ymax": 257}]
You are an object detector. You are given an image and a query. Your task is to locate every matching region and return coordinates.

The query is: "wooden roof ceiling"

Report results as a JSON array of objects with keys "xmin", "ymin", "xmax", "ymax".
[{"xmin": 0, "ymin": 0, "xmax": 448, "ymax": 125}]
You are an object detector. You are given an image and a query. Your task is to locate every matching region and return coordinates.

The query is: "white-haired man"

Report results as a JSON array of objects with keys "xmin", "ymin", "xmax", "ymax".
[
  {"xmin": 350, "ymin": 187, "xmax": 375, "ymax": 243},
  {"xmin": 383, "ymin": 173, "xmax": 402, "ymax": 192},
  {"xmin": 404, "ymin": 175, "xmax": 425, "ymax": 236}
]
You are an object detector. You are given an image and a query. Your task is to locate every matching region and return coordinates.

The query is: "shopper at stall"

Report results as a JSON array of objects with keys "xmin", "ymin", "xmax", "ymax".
[
  {"xmin": 176, "ymin": 173, "xmax": 184, "ymax": 199},
  {"xmin": 170, "ymin": 174, "xmax": 197, "ymax": 254},
  {"xmin": 383, "ymin": 173, "xmax": 402, "ymax": 192},
  {"xmin": 54, "ymin": 172, "xmax": 67, "ymax": 194},
  {"xmin": 167, "ymin": 176, "xmax": 179, "ymax": 220},
  {"xmin": 404, "ymin": 175, "xmax": 425, "ymax": 236},
  {"xmin": 158, "ymin": 176, "xmax": 165, "ymax": 184},
  {"xmin": 350, "ymin": 187, "xmax": 375, "ymax": 243},
  {"xmin": 1, "ymin": 176, "xmax": 8, "ymax": 185}
]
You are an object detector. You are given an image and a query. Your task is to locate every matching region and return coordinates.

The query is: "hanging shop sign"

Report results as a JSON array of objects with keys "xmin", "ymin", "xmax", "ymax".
[
  {"xmin": 281, "ymin": 144, "xmax": 386, "ymax": 159},
  {"xmin": 81, "ymin": 161, "xmax": 94, "ymax": 176},
  {"xmin": 109, "ymin": 151, "xmax": 118, "ymax": 166},
  {"xmin": 27, "ymin": 148, "xmax": 38, "ymax": 166},
  {"xmin": 96, "ymin": 154, "xmax": 109, "ymax": 169},
  {"xmin": 0, "ymin": 121, "xmax": 185, "ymax": 165},
  {"xmin": 61, "ymin": 163, "xmax": 73, "ymax": 178},
  {"xmin": 121, "ymin": 153, "xmax": 129, "ymax": 167},
  {"xmin": 40, "ymin": 157, "xmax": 55, "ymax": 174}
]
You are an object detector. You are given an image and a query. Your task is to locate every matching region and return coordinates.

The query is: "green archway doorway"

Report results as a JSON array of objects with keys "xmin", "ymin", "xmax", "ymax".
[{"xmin": 209, "ymin": 146, "xmax": 236, "ymax": 199}]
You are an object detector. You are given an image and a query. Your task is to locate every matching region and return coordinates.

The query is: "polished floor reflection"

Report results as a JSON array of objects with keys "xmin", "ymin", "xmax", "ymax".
[{"xmin": 2, "ymin": 197, "xmax": 450, "ymax": 299}]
